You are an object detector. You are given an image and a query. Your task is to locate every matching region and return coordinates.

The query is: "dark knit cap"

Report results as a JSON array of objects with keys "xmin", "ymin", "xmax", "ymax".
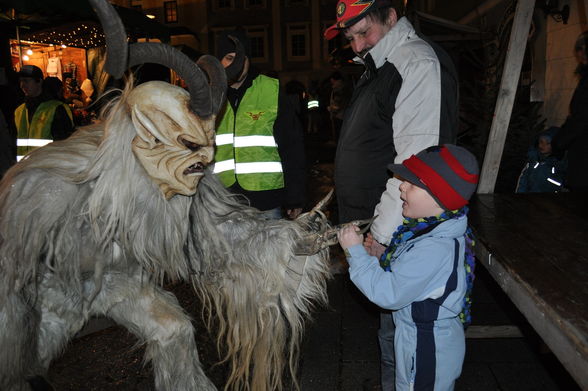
[
  {"xmin": 388, "ymin": 144, "xmax": 480, "ymax": 210},
  {"xmin": 216, "ymin": 28, "xmax": 252, "ymax": 59},
  {"xmin": 17, "ymin": 65, "xmax": 44, "ymax": 81}
]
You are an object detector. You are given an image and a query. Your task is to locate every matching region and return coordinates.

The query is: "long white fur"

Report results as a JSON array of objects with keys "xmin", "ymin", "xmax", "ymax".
[{"xmin": 0, "ymin": 82, "xmax": 330, "ymax": 391}]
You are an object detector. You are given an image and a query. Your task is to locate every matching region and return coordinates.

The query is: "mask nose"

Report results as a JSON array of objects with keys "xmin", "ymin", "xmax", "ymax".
[{"xmin": 200, "ymin": 146, "xmax": 214, "ymax": 164}]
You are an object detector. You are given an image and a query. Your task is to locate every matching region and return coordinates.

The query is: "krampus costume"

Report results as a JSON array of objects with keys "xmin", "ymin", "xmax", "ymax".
[{"xmin": 0, "ymin": 1, "xmax": 331, "ymax": 390}]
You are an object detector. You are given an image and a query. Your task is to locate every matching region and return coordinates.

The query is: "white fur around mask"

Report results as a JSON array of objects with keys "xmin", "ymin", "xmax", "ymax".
[{"xmin": 0, "ymin": 81, "xmax": 330, "ymax": 391}]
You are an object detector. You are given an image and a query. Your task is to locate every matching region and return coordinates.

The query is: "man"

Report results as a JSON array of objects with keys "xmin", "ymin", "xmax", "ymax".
[
  {"xmin": 325, "ymin": 1, "xmax": 458, "ymax": 389},
  {"xmin": 15, "ymin": 65, "xmax": 74, "ymax": 161},
  {"xmin": 214, "ymin": 29, "xmax": 306, "ymax": 219},
  {"xmin": 552, "ymin": 30, "xmax": 588, "ymax": 192}
]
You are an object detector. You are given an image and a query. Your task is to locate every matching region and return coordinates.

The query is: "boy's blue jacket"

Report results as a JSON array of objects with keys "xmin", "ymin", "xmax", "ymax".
[
  {"xmin": 346, "ymin": 215, "xmax": 467, "ymax": 390},
  {"xmin": 347, "ymin": 216, "xmax": 467, "ymax": 318}
]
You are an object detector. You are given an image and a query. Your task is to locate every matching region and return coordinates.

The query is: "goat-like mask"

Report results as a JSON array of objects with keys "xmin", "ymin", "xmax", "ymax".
[{"xmin": 128, "ymin": 81, "xmax": 216, "ymax": 199}]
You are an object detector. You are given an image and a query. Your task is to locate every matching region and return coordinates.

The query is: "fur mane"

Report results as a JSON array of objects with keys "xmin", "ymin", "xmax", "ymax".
[
  {"xmin": 0, "ymin": 80, "xmax": 330, "ymax": 391},
  {"xmin": 190, "ymin": 175, "xmax": 330, "ymax": 391},
  {"xmin": 0, "ymin": 82, "xmax": 194, "ymax": 294}
]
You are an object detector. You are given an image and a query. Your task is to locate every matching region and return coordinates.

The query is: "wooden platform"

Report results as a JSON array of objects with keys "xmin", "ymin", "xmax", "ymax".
[{"xmin": 469, "ymin": 193, "xmax": 588, "ymax": 390}]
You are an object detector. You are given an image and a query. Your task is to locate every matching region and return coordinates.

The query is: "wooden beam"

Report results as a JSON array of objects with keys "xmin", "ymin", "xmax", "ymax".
[
  {"xmin": 465, "ymin": 325, "xmax": 523, "ymax": 339},
  {"xmin": 458, "ymin": 0, "xmax": 506, "ymax": 25},
  {"xmin": 428, "ymin": 32, "xmax": 493, "ymax": 42},
  {"xmin": 415, "ymin": 10, "xmax": 482, "ymax": 33},
  {"xmin": 477, "ymin": 0, "xmax": 536, "ymax": 194}
]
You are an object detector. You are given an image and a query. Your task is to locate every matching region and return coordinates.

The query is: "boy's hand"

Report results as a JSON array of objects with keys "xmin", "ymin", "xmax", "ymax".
[
  {"xmin": 337, "ymin": 225, "xmax": 363, "ymax": 250},
  {"xmin": 364, "ymin": 232, "xmax": 386, "ymax": 258}
]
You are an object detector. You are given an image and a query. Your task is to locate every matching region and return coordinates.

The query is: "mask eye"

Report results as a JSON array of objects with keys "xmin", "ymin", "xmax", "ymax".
[{"xmin": 181, "ymin": 138, "xmax": 201, "ymax": 152}]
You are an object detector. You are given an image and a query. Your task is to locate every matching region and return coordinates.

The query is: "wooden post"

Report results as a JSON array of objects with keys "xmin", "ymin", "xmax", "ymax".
[{"xmin": 477, "ymin": 0, "xmax": 536, "ymax": 194}]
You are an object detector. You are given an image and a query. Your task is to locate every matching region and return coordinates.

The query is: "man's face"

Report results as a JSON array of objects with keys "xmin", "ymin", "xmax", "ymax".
[
  {"xmin": 343, "ymin": 9, "xmax": 397, "ymax": 58},
  {"xmin": 19, "ymin": 77, "xmax": 43, "ymax": 98},
  {"xmin": 221, "ymin": 52, "xmax": 250, "ymax": 86}
]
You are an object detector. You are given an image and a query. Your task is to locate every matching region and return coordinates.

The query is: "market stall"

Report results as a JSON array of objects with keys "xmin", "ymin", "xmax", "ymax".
[
  {"xmin": 6, "ymin": 2, "xmax": 170, "ymax": 125},
  {"xmin": 10, "ymin": 21, "xmax": 106, "ymax": 125}
]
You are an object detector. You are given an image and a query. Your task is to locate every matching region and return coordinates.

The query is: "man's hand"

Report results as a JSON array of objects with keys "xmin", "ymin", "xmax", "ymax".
[
  {"xmin": 286, "ymin": 208, "xmax": 302, "ymax": 219},
  {"xmin": 364, "ymin": 232, "xmax": 386, "ymax": 258}
]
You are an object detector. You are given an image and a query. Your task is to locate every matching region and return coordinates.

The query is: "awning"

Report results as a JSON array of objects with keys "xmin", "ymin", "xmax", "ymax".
[{"xmin": 1, "ymin": 1, "xmax": 170, "ymax": 48}]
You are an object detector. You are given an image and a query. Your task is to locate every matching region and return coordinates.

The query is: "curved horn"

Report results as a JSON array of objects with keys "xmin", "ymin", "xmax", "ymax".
[
  {"xmin": 307, "ymin": 189, "xmax": 334, "ymax": 217},
  {"xmin": 90, "ymin": 0, "xmax": 226, "ymax": 117},
  {"xmin": 196, "ymin": 55, "xmax": 228, "ymax": 115},
  {"xmin": 128, "ymin": 43, "xmax": 226, "ymax": 118},
  {"xmin": 224, "ymin": 35, "xmax": 246, "ymax": 85},
  {"xmin": 88, "ymin": 0, "xmax": 128, "ymax": 79}
]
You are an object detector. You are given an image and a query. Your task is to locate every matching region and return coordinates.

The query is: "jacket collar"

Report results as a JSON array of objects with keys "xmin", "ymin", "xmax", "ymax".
[
  {"xmin": 353, "ymin": 17, "xmax": 415, "ymax": 69},
  {"xmin": 416, "ymin": 215, "xmax": 468, "ymax": 241}
]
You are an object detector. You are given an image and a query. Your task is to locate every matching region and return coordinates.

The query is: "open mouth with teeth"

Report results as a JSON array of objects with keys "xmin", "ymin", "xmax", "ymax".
[{"xmin": 183, "ymin": 162, "xmax": 206, "ymax": 175}]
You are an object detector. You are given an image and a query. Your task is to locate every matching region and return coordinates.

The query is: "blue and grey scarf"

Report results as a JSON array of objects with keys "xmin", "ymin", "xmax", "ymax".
[{"xmin": 379, "ymin": 207, "xmax": 475, "ymax": 328}]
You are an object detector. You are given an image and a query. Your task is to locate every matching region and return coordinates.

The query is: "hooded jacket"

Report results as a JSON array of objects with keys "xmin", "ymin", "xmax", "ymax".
[
  {"xmin": 346, "ymin": 216, "xmax": 467, "ymax": 390},
  {"xmin": 516, "ymin": 128, "xmax": 567, "ymax": 193},
  {"xmin": 333, "ymin": 17, "xmax": 458, "ymax": 242}
]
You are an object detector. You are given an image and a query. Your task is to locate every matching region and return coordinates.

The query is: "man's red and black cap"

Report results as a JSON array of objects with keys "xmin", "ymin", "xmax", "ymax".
[
  {"xmin": 324, "ymin": 0, "xmax": 393, "ymax": 40},
  {"xmin": 389, "ymin": 145, "xmax": 480, "ymax": 211}
]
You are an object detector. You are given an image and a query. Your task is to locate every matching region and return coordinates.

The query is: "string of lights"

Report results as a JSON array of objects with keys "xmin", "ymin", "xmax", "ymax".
[{"xmin": 23, "ymin": 22, "xmax": 109, "ymax": 49}]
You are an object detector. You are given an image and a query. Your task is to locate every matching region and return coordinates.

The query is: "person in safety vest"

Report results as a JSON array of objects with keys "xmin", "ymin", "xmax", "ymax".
[
  {"xmin": 15, "ymin": 65, "xmax": 74, "ymax": 161},
  {"xmin": 214, "ymin": 28, "xmax": 306, "ymax": 219}
]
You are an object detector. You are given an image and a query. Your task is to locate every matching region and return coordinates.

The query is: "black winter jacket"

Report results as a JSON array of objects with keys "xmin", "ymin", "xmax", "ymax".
[{"xmin": 553, "ymin": 68, "xmax": 588, "ymax": 190}]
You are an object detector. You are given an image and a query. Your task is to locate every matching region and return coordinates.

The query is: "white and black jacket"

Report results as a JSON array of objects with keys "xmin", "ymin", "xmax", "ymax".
[{"xmin": 334, "ymin": 17, "xmax": 458, "ymax": 243}]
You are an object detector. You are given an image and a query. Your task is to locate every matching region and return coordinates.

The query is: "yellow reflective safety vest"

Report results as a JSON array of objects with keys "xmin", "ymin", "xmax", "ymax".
[
  {"xmin": 214, "ymin": 75, "xmax": 284, "ymax": 191},
  {"xmin": 15, "ymin": 100, "xmax": 73, "ymax": 160}
]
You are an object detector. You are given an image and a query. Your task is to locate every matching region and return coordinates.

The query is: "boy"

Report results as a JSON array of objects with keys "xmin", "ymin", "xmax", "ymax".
[
  {"xmin": 516, "ymin": 127, "xmax": 566, "ymax": 193},
  {"xmin": 338, "ymin": 144, "xmax": 479, "ymax": 391}
]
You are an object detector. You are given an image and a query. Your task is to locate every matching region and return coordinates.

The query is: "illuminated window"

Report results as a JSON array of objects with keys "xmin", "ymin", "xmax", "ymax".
[
  {"xmin": 287, "ymin": 23, "xmax": 310, "ymax": 61},
  {"xmin": 164, "ymin": 1, "xmax": 177, "ymax": 23}
]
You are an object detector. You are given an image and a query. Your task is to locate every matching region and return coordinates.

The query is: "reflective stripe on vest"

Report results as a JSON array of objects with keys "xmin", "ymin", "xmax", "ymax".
[
  {"xmin": 214, "ymin": 75, "xmax": 284, "ymax": 191},
  {"xmin": 16, "ymin": 138, "xmax": 52, "ymax": 161},
  {"xmin": 15, "ymin": 100, "xmax": 73, "ymax": 160}
]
